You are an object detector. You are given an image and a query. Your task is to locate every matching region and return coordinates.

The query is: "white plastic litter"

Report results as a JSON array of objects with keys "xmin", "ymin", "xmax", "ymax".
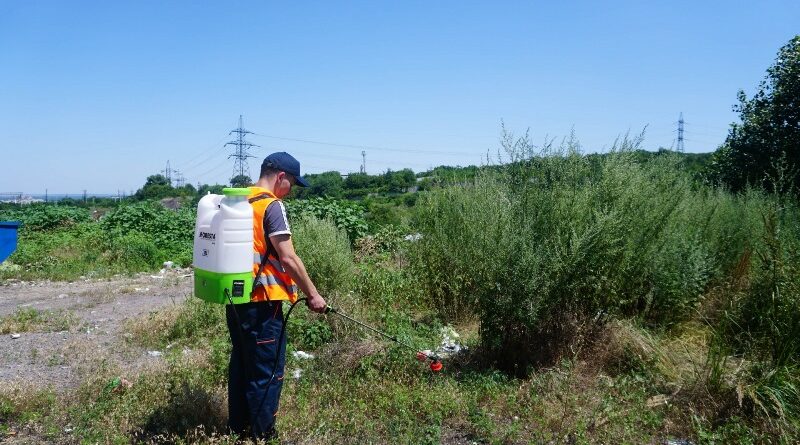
[
  {"xmin": 147, "ymin": 350, "xmax": 163, "ymax": 357},
  {"xmin": 436, "ymin": 326, "xmax": 466, "ymax": 358},
  {"xmin": 404, "ymin": 233, "xmax": 423, "ymax": 242},
  {"xmin": 163, "ymin": 261, "xmax": 174, "ymax": 269},
  {"xmin": 292, "ymin": 351, "xmax": 315, "ymax": 360},
  {"xmin": 292, "ymin": 368, "xmax": 303, "ymax": 379},
  {"xmin": 10, "ymin": 333, "xmax": 20, "ymax": 339}
]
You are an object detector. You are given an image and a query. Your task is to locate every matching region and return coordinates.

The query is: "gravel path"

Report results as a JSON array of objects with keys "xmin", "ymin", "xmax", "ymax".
[{"xmin": 0, "ymin": 270, "xmax": 192, "ymax": 390}]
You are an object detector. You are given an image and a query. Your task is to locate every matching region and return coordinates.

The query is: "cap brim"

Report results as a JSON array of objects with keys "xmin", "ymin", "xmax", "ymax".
[{"xmin": 296, "ymin": 176, "xmax": 310, "ymax": 187}]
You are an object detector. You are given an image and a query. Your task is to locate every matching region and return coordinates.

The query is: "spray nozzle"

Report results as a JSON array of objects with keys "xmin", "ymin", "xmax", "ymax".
[{"xmin": 430, "ymin": 360, "xmax": 443, "ymax": 372}]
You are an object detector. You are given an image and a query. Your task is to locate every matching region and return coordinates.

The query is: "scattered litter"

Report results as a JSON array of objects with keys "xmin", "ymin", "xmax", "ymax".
[
  {"xmin": 150, "ymin": 275, "xmax": 164, "ymax": 279},
  {"xmin": 436, "ymin": 326, "xmax": 466, "ymax": 358},
  {"xmin": 647, "ymin": 394, "xmax": 670, "ymax": 408},
  {"xmin": 182, "ymin": 348, "xmax": 192, "ymax": 355},
  {"xmin": 292, "ymin": 368, "xmax": 303, "ymax": 379},
  {"xmin": 58, "ymin": 293, "xmax": 68, "ymax": 299},
  {"xmin": 664, "ymin": 440, "xmax": 695, "ymax": 445},
  {"xmin": 147, "ymin": 350, "xmax": 163, "ymax": 357},
  {"xmin": 292, "ymin": 351, "xmax": 315, "ymax": 360},
  {"xmin": 166, "ymin": 343, "xmax": 174, "ymax": 349},
  {"xmin": 133, "ymin": 287, "xmax": 150, "ymax": 292},
  {"xmin": 163, "ymin": 260, "xmax": 174, "ymax": 269},
  {"xmin": 64, "ymin": 426, "xmax": 73, "ymax": 433},
  {"xmin": 10, "ymin": 333, "xmax": 20, "ymax": 339},
  {"xmin": 404, "ymin": 233, "xmax": 423, "ymax": 242}
]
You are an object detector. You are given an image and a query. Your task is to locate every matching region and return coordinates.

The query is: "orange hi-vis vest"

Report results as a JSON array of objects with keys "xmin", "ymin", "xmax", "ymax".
[{"xmin": 248, "ymin": 187, "xmax": 299, "ymax": 303}]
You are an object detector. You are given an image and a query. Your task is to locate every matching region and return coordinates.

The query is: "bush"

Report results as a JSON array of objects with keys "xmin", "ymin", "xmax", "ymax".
[
  {"xmin": 410, "ymin": 131, "xmax": 764, "ymax": 374},
  {"xmin": 104, "ymin": 232, "xmax": 162, "ymax": 271},
  {"xmin": 101, "ymin": 201, "xmax": 195, "ymax": 264},
  {"xmin": 0, "ymin": 204, "xmax": 90, "ymax": 231},
  {"xmin": 286, "ymin": 197, "xmax": 368, "ymax": 242},
  {"xmin": 291, "ymin": 215, "xmax": 355, "ymax": 296},
  {"xmin": 709, "ymin": 201, "xmax": 800, "ymax": 434}
]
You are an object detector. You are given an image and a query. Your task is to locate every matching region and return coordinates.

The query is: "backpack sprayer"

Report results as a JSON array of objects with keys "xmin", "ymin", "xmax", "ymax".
[{"xmin": 193, "ymin": 188, "xmax": 443, "ymax": 375}]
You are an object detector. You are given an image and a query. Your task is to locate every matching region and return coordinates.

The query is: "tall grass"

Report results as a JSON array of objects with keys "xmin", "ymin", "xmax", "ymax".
[{"xmin": 410, "ymin": 130, "xmax": 770, "ymax": 374}]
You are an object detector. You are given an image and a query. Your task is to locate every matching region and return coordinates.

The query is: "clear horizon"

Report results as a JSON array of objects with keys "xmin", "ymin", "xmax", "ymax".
[{"xmin": 2, "ymin": 1, "xmax": 799, "ymax": 194}]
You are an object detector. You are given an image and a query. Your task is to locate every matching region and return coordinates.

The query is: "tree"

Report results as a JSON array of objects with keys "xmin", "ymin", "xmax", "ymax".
[
  {"xmin": 135, "ymin": 174, "xmax": 175, "ymax": 200},
  {"xmin": 230, "ymin": 175, "xmax": 252, "ymax": 188},
  {"xmin": 709, "ymin": 36, "xmax": 800, "ymax": 193},
  {"xmin": 384, "ymin": 168, "xmax": 416, "ymax": 193},
  {"xmin": 294, "ymin": 171, "xmax": 344, "ymax": 199}
]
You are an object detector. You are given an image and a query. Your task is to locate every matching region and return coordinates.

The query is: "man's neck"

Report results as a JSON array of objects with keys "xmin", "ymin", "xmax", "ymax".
[{"xmin": 254, "ymin": 178, "xmax": 276, "ymax": 195}]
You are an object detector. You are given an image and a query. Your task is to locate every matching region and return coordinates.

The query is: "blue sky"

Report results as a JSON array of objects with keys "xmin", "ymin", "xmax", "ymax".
[{"xmin": 1, "ymin": 1, "xmax": 798, "ymax": 194}]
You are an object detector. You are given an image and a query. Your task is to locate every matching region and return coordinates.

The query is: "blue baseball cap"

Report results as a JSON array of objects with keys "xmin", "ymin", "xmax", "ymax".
[{"xmin": 262, "ymin": 152, "xmax": 310, "ymax": 187}]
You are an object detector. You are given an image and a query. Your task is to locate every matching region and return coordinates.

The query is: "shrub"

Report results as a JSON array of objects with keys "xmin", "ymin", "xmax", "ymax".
[
  {"xmin": 286, "ymin": 197, "xmax": 368, "ymax": 242},
  {"xmin": 104, "ymin": 232, "xmax": 163, "ymax": 271},
  {"xmin": 101, "ymin": 201, "xmax": 195, "ymax": 264},
  {"xmin": 0, "ymin": 204, "xmax": 90, "ymax": 231},
  {"xmin": 409, "ymin": 131, "xmax": 763, "ymax": 374},
  {"xmin": 291, "ymin": 215, "xmax": 355, "ymax": 296}
]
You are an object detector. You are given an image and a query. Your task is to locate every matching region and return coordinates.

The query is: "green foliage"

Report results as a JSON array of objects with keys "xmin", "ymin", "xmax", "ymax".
[
  {"xmin": 1, "ymin": 222, "xmax": 119, "ymax": 280},
  {"xmin": 286, "ymin": 197, "xmax": 368, "ymax": 242},
  {"xmin": 229, "ymin": 174, "xmax": 252, "ymax": 187},
  {"xmin": 291, "ymin": 214, "xmax": 355, "ymax": 296},
  {"xmin": 104, "ymin": 232, "xmax": 162, "ymax": 270},
  {"xmin": 293, "ymin": 171, "xmax": 345, "ymax": 199},
  {"xmin": 709, "ymin": 201, "xmax": 800, "ymax": 434},
  {"xmin": 101, "ymin": 201, "xmax": 195, "ymax": 264},
  {"xmin": 287, "ymin": 315, "xmax": 332, "ymax": 350},
  {"xmin": 709, "ymin": 35, "xmax": 800, "ymax": 194},
  {"xmin": 134, "ymin": 174, "xmax": 197, "ymax": 200},
  {"xmin": 0, "ymin": 204, "xmax": 90, "ymax": 231},
  {"xmin": 410, "ymin": 130, "xmax": 764, "ymax": 374}
]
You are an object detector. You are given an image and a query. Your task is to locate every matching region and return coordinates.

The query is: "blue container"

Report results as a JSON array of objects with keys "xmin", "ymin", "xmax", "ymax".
[{"xmin": 0, "ymin": 221, "xmax": 22, "ymax": 263}]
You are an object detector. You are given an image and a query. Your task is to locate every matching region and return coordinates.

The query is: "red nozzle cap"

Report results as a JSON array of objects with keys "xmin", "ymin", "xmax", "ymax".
[
  {"xmin": 430, "ymin": 361, "xmax": 443, "ymax": 372},
  {"xmin": 416, "ymin": 352, "xmax": 427, "ymax": 362}
]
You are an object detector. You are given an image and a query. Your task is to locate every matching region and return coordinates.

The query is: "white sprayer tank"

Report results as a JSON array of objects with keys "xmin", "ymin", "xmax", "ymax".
[{"xmin": 193, "ymin": 188, "xmax": 254, "ymax": 304}]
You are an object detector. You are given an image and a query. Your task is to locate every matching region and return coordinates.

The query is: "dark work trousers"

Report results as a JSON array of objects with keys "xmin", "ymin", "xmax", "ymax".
[{"xmin": 225, "ymin": 301, "xmax": 286, "ymax": 440}]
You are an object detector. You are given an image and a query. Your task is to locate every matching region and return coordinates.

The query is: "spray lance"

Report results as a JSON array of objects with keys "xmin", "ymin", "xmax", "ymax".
[{"xmin": 322, "ymin": 305, "xmax": 444, "ymax": 372}]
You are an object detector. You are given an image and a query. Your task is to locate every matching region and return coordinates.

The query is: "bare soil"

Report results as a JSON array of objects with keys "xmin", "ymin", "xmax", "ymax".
[{"xmin": 0, "ymin": 270, "xmax": 192, "ymax": 390}]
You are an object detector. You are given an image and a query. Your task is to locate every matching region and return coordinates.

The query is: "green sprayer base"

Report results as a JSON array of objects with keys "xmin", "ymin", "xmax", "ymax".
[{"xmin": 194, "ymin": 268, "xmax": 253, "ymax": 305}]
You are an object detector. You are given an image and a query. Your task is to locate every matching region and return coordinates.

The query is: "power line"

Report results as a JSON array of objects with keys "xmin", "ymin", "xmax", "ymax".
[{"xmin": 251, "ymin": 132, "xmax": 477, "ymax": 157}]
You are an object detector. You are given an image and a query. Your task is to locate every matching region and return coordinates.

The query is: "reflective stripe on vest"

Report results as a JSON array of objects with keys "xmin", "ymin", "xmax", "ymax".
[
  {"xmin": 253, "ymin": 252, "xmax": 286, "ymax": 273},
  {"xmin": 248, "ymin": 188, "xmax": 299, "ymax": 303},
  {"xmin": 255, "ymin": 274, "xmax": 298, "ymax": 295}
]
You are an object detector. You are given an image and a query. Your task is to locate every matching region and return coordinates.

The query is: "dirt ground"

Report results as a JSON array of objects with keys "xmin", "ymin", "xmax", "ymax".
[{"xmin": 0, "ymin": 270, "xmax": 192, "ymax": 391}]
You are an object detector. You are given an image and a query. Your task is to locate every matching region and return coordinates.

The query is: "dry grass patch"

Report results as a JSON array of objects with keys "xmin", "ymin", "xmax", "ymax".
[{"xmin": 0, "ymin": 308, "xmax": 77, "ymax": 334}]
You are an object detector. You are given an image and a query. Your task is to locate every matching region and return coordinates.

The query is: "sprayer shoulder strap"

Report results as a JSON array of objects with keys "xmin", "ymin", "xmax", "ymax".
[{"xmin": 249, "ymin": 194, "xmax": 281, "ymax": 297}]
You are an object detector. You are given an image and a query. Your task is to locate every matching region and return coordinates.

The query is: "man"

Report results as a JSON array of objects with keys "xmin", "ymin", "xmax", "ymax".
[{"xmin": 226, "ymin": 151, "xmax": 327, "ymax": 441}]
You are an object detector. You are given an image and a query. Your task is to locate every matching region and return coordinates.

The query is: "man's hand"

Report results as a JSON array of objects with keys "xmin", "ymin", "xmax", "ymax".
[{"xmin": 306, "ymin": 293, "xmax": 327, "ymax": 313}]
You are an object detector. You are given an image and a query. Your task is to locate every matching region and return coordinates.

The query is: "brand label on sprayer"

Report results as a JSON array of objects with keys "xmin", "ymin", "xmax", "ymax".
[{"xmin": 198, "ymin": 231, "xmax": 216, "ymax": 240}]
